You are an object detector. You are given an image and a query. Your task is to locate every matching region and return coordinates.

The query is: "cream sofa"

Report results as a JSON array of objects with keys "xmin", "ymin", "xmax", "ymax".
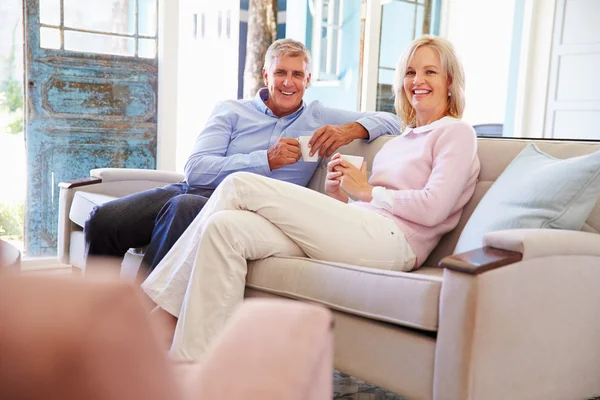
[{"xmin": 58, "ymin": 137, "xmax": 600, "ymax": 400}]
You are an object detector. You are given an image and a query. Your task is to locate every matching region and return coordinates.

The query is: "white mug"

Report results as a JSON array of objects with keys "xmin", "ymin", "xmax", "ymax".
[
  {"xmin": 340, "ymin": 154, "xmax": 364, "ymax": 169},
  {"xmin": 298, "ymin": 136, "xmax": 319, "ymax": 162}
]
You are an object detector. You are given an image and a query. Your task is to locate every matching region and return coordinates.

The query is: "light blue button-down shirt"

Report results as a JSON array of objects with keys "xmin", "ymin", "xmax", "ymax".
[{"xmin": 184, "ymin": 88, "xmax": 401, "ymax": 188}]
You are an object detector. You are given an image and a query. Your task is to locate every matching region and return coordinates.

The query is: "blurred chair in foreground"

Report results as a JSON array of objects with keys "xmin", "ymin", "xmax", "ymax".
[{"xmin": 0, "ymin": 268, "xmax": 333, "ymax": 400}]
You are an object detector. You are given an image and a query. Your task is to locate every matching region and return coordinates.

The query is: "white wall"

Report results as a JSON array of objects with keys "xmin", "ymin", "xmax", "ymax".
[
  {"xmin": 440, "ymin": 0, "xmax": 516, "ymax": 126},
  {"xmin": 285, "ymin": 0, "xmax": 308, "ymax": 43},
  {"xmin": 157, "ymin": 0, "xmax": 240, "ymax": 173},
  {"xmin": 157, "ymin": 0, "xmax": 179, "ymax": 171},
  {"xmin": 175, "ymin": 0, "xmax": 240, "ymax": 172},
  {"xmin": 514, "ymin": 0, "xmax": 555, "ymax": 138}
]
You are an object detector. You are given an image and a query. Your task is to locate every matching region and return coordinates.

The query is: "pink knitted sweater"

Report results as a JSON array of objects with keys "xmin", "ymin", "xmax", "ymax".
[{"xmin": 351, "ymin": 117, "xmax": 480, "ymax": 267}]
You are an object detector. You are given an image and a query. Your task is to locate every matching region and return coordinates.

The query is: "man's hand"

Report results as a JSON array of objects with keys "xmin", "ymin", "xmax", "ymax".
[
  {"xmin": 267, "ymin": 138, "xmax": 301, "ymax": 170},
  {"xmin": 308, "ymin": 122, "xmax": 369, "ymax": 158}
]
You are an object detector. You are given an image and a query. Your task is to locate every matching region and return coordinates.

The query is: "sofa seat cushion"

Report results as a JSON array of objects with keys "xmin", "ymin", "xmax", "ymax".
[
  {"xmin": 246, "ymin": 256, "xmax": 443, "ymax": 332},
  {"xmin": 70, "ymin": 192, "xmax": 118, "ymax": 227}
]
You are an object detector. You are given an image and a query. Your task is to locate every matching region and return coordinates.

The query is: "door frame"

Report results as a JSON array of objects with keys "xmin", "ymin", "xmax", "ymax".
[
  {"xmin": 359, "ymin": 0, "xmax": 439, "ymax": 112},
  {"xmin": 360, "ymin": 0, "xmax": 383, "ymax": 112}
]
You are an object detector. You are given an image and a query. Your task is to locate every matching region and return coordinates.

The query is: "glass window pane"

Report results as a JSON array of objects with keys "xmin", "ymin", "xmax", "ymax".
[
  {"xmin": 138, "ymin": 38, "xmax": 156, "ymax": 58},
  {"xmin": 327, "ymin": 28, "xmax": 339, "ymax": 74},
  {"xmin": 376, "ymin": 69, "xmax": 395, "ymax": 114},
  {"xmin": 218, "ymin": 10, "xmax": 223, "ymax": 38},
  {"xmin": 63, "ymin": 0, "xmax": 135, "ymax": 35},
  {"xmin": 226, "ymin": 9, "xmax": 231, "ymax": 39},
  {"xmin": 376, "ymin": 1, "xmax": 417, "ymax": 111},
  {"xmin": 316, "ymin": 0, "xmax": 342, "ymax": 79},
  {"xmin": 319, "ymin": 26, "xmax": 327, "ymax": 74},
  {"xmin": 322, "ymin": 0, "xmax": 329, "ymax": 24},
  {"xmin": 40, "ymin": 27, "xmax": 61, "ymax": 50},
  {"xmin": 416, "ymin": 5, "xmax": 425, "ymax": 37},
  {"xmin": 138, "ymin": 0, "xmax": 158, "ymax": 36},
  {"xmin": 40, "ymin": 0, "xmax": 60, "ymax": 26},
  {"xmin": 64, "ymin": 31, "xmax": 134, "ymax": 57},
  {"xmin": 332, "ymin": 0, "xmax": 341, "ymax": 24}
]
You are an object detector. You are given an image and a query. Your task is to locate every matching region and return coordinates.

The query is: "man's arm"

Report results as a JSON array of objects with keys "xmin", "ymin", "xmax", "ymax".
[
  {"xmin": 184, "ymin": 103, "xmax": 271, "ymax": 188},
  {"xmin": 308, "ymin": 105, "xmax": 402, "ymax": 157}
]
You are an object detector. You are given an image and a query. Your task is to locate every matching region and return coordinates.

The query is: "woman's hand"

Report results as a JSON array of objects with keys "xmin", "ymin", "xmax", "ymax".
[
  {"xmin": 325, "ymin": 153, "xmax": 349, "ymax": 203},
  {"xmin": 335, "ymin": 157, "xmax": 374, "ymax": 202}
]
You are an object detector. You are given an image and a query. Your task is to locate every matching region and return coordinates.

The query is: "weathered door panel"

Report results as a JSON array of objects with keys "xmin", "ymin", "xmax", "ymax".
[{"xmin": 24, "ymin": 0, "xmax": 158, "ymax": 256}]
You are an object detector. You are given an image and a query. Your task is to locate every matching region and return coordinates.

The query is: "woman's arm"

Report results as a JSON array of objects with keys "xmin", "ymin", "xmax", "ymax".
[{"xmin": 367, "ymin": 124, "xmax": 479, "ymax": 227}]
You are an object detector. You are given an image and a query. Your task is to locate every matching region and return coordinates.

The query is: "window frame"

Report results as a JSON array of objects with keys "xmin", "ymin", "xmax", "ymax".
[{"xmin": 310, "ymin": 0, "xmax": 345, "ymax": 82}]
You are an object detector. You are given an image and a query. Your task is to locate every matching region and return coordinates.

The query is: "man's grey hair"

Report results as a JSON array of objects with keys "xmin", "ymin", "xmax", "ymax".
[{"xmin": 263, "ymin": 38, "xmax": 312, "ymax": 73}]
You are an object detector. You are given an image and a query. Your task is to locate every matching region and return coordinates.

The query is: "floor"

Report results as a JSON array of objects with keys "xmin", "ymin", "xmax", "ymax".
[
  {"xmin": 333, "ymin": 371, "xmax": 406, "ymax": 399},
  {"xmin": 333, "ymin": 372, "xmax": 600, "ymax": 400}
]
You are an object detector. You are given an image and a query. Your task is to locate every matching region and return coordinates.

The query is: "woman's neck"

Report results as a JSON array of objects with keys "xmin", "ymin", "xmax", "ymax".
[{"xmin": 415, "ymin": 109, "xmax": 448, "ymax": 128}]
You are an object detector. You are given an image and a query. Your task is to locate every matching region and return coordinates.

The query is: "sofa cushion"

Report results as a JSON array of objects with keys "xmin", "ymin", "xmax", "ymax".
[
  {"xmin": 455, "ymin": 144, "xmax": 600, "ymax": 253},
  {"xmin": 69, "ymin": 192, "xmax": 118, "ymax": 227},
  {"xmin": 246, "ymin": 256, "xmax": 444, "ymax": 331}
]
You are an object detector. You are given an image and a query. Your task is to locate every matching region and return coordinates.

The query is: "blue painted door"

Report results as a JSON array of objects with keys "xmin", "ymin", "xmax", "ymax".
[{"xmin": 24, "ymin": 0, "xmax": 158, "ymax": 256}]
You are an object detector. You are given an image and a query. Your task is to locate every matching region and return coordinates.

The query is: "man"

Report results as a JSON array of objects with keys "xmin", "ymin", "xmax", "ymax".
[{"xmin": 84, "ymin": 38, "xmax": 400, "ymax": 276}]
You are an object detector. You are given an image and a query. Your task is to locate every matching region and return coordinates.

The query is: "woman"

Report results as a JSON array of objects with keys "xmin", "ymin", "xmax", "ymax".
[{"xmin": 143, "ymin": 35, "xmax": 480, "ymax": 361}]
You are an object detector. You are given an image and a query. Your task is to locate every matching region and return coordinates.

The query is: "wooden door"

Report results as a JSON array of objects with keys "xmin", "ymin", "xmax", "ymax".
[
  {"xmin": 24, "ymin": 0, "xmax": 158, "ymax": 256},
  {"xmin": 545, "ymin": 0, "xmax": 600, "ymax": 139}
]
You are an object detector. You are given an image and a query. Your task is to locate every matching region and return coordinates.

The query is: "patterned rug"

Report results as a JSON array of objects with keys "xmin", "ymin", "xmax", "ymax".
[
  {"xmin": 333, "ymin": 371, "xmax": 407, "ymax": 399},
  {"xmin": 333, "ymin": 371, "xmax": 600, "ymax": 400}
]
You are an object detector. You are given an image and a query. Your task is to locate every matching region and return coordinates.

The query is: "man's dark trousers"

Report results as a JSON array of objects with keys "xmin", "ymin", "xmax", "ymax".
[{"xmin": 84, "ymin": 182, "xmax": 214, "ymax": 276}]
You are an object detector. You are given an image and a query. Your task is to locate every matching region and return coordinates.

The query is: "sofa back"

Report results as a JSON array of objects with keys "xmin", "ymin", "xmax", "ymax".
[{"xmin": 307, "ymin": 136, "xmax": 600, "ymax": 266}]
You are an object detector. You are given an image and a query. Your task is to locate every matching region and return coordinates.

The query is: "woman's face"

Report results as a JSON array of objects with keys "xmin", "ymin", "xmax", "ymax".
[{"xmin": 403, "ymin": 46, "xmax": 450, "ymax": 125}]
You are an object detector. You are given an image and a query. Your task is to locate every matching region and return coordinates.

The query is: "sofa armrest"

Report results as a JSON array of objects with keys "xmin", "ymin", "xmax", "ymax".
[
  {"xmin": 439, "ymin": 246, "xmax": 522, "ymax": 275},
  {"xmin": 59, "ymin": 177, "xmax": 103, "ymax": 189},
  {"xmin": 439, "ymin": 229, "xmax": 600, "ymax": 275},
  {"xmin": 435, "ymin": 237, "xmax": 600, "ymax": 399},
  {"xmin": 483, "ymin": 228, "xmax": 600, "ymax": 260},
  {"xmin": 57, "ymin": 169, "xmax": 184, "ymax": 266},
  {"xmin": 90, "ymin": 168, "xmax": 185, "ymax": 183}
]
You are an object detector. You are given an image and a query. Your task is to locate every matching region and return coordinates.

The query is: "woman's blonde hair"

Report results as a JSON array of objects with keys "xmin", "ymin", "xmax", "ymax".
[{"xmin": 393, "ymin": 35, "xmax": 465, "ymax": 129}]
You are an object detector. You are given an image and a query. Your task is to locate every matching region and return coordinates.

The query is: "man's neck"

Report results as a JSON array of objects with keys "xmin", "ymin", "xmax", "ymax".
[{"xmin": 263, "ymin": 98, "xmax": 302, "ymax": 118}]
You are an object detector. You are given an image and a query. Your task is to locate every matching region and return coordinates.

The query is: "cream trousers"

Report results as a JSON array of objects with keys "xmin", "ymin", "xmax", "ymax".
[{"xmin": 142, "ymin": 172, "xmax": 415, "ymax": 361}]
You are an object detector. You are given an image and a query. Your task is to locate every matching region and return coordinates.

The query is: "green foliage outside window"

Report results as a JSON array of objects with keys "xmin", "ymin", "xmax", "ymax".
[
  {"xmin": 0, "ymin": 20, "xmax": 24, "ymax": 135},
  {"xmin": 0, "ymin": 202, "xmax": 24, "ymax": 239},
  {"xmin": 0, "ymin": 79, "xmax": 24, "ymax": 135}
]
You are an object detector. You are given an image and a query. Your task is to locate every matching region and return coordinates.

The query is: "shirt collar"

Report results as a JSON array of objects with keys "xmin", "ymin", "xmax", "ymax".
[
  {"xmin": 253, "ymin": 87, "xmax": 306, "ymax": 119},
  {"xmin": 400, "ymin": 116, "xmax": 459, "ymax": 136}
]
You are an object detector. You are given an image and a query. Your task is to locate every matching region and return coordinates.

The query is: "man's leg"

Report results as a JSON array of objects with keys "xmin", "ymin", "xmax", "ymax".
[
  {"xmin": 84, "ymin": 184, "xmax": 188, "ymax": 268},
  {"xmin": 140, "ymin": 192, "xmax": 212, "ymax": 277}
]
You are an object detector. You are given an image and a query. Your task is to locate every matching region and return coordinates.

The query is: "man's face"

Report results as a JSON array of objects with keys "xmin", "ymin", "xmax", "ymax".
[{"xmin": 263, "ymin": 55, "xmax": 311, "ymax": 118}]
